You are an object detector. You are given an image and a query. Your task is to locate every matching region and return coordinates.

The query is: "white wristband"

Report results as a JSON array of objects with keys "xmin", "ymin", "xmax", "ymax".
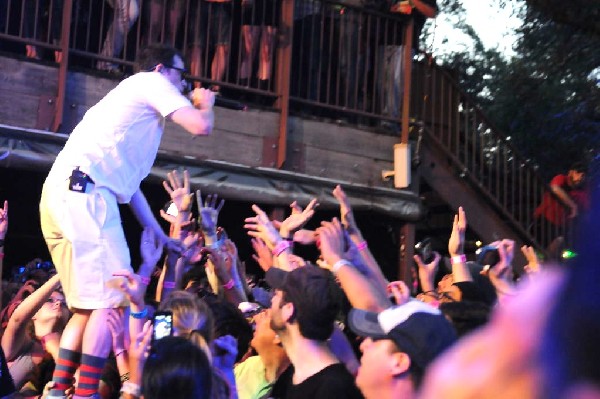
[{"xmin": 332, "ymin": 259, "xmax": 353, "ymax": 274}]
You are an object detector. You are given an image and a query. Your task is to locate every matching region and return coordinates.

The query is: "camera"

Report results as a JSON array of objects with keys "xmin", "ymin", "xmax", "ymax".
[
  {"xmin": 476, "ymin": 245, "xmax": 500, "ymax": 267},
  {"xmin": 152, "ymin": 311, "xmax": 173, "ymax": 343},
  {"xmin": 414, "ymin": 237, "xmax": 434, "ymax": 263}
]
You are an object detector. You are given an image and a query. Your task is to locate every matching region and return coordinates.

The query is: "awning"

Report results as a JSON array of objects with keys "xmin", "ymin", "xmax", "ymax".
[{"xmin": 0, "ymin": 123, "xmax": 423, "ymax": 221}]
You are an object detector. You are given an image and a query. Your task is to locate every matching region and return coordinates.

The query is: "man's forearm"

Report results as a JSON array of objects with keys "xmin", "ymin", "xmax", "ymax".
[{"xmin": 129, "ymin": 189, "xmax": 166, "ymax": 240}]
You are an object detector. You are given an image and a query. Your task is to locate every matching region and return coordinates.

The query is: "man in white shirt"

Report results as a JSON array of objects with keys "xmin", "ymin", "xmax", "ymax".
[{"xmin": 39, "ymin": 44, "xmax": 215, "ymax": 399}]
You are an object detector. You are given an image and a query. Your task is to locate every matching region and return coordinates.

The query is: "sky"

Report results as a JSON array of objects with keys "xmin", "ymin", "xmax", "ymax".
[{"xmin": 425, "ymin": 0, "xmax": 524, "ymax": 59}]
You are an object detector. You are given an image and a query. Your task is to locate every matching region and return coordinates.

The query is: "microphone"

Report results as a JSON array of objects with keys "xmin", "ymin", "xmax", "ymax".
[
  {"xmin": 215, "ymin": 96, "xmax": 248, "ymax": 111},
  {"xmin": 186, "ymin": 85, "xmax": 248, "ymax": 111}
]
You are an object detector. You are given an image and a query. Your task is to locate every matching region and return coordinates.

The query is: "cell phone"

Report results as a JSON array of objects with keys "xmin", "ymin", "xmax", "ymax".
[{"xmin": 152, "ymin": 311, "xmax": 173, "ymax": 343}]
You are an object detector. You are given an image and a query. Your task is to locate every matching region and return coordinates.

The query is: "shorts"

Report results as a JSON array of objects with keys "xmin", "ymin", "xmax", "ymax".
[
  {"xmin": 188, "ymin": 1, "xmax": 231, "ymax": 47},
  {"xmin": 39, "ymin": 173, "xmax": 131, "ymax": 310},
  {"xmin": 242, "ymin": 0, "xmax": 280, "ymax": 27}
]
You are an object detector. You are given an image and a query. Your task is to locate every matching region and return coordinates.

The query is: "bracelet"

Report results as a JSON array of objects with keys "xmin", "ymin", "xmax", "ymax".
[
  {"xmin": 163, "ymin": 280, "xmax": 176, "ymax": 289},
  {"xmin": 332, "ymin": 259, "xmax": 352, "ymax": 274},
  {"xmin": 130, "ymin": 306, "xmax": 148, "ymax": 319},
  {"xmin": 114, "ymin": 349, "xmax": 126, "ymax": 358},
  {"xmin": 120, "ymin": 381, "xmax": 141, "ymax": 397},
  {"xmin": 222, "ymin": 279, "xmax": 235, "ymax": 290},
  {"xmin": 139, "ymin": 276, "xmax": 150, "ymax": 286},
  {"xmin": 272, "ymin": 240, "xmax": 292, "ymax": 256},
  {"xmin": 356, "ymin": 241, "xmax": 368, "ymax": 251},
  {"xmin": 120, "ymin": 372, "xmax": 130, "ymax": 383},
  {"xmin": 450, "ymin": 254, "xmax": 467, "ymax": 265}
]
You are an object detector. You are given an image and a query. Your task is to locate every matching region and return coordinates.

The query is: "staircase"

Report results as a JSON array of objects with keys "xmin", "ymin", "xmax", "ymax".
[{"xmin": 409, "ymin": 57, "xmax": 575, "ymax": 262}]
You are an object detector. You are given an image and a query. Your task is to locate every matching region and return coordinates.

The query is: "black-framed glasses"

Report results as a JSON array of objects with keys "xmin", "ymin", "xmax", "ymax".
[{"xmin": 163, "ymin": 64, "xmax": 188, "ymax": 75}]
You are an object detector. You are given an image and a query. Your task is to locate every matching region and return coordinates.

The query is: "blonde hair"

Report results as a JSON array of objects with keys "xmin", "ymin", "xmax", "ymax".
[{"xmin": 158, "ymin": 290, "xmax": 214, "ymax": 347}]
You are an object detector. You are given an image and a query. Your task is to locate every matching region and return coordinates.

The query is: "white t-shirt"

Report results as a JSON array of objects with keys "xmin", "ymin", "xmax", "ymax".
[{"xmin": 49, "ymin": 72, "xmax": 191, "ymax": 203}]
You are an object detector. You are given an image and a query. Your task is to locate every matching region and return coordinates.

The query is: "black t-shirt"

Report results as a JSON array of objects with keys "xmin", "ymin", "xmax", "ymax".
[
  {"xmin": 271, "ymin": 363, "xmax": 364, "ymax": 399},
  {"xmin": 0, "ymin": 346, "xmax": 16, "ymax": 397}
]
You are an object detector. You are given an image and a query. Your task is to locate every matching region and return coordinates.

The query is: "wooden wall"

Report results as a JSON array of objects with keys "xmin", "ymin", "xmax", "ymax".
[{"xmin": 0, "ymin": 55, "xmax": 398, "ymax": 190}]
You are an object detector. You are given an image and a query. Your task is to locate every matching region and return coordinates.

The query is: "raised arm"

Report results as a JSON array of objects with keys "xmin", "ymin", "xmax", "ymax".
[
  {"xmin": 317, "ymin": 218, "xmax": 390, "ymax": 312},
  {"xmin": 332, "ymin": 185, "xmax": 388, "ymax": 292},
  {"xmin": 129, "ymin": 188, "xmax": 183, "ymax": 255},
  {"xmin": 1, "ymin": 274, "xmax": 61, "ymax": 360},
  {"xmin": 448, "ymin": 207, "xmax": 473, "ymax": 283},
  {"xmin": 169, "ymin": 88, "xmax": 215, "ymax": 136}
]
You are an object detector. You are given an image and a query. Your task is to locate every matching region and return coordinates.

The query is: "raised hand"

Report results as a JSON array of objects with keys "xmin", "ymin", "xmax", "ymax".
[
  {"xmin": 387, "ymin": 280, "xmax": 411, "ymax": 306},
  {"xmin": 332, "ymin": 185, "xmax": 358, "ymax": 234},
  {"xmin": 279, "ymin": 198, "xmax": 318, "ymax": 239},
  {"xmin": 140, "ymin": 227, "xmax": 164, "ymax": 272},
  {"xmin": 251, "ymin": 238, "xmax": 273, "ymax": 272},
  {"xmin": 244, "ymin": 204, "xmax": 281, "ymax": 249},
  {"xmin": 414, "ymin": 251, "xmax": 441, "ymax": 293},
  {"xmin": 521, "ymin": 245, "xmax": 541, "ymax": 275},
  {"xmin": 196, "ymin": 189, "xmax": 225, "ymax": 237},
  {"xmin": 162, "ymin": 170, "xmax": 193, "ymax": 214},
  {"xmin": 316, "ymin": 218, "xmax": 346, "ymax": 266},
  {"xmin": 448, "ymin": 206, "xmax": 467, "ymax": 257},
  {"xmin": 107, "ymin": 308, "xmax": 127, "ymax": 356}
]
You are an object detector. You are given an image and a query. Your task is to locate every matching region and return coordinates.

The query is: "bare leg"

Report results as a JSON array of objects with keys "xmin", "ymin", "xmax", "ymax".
[
  {"xmin": 239, "ymin": 25, "xmax": 259, "ymax": 81},
  {"xmin": 189, "ymin": 45, "xmax": 204, "ymax": 88},
  {"xmin": 211, "ymin": 44, "xmax": 229, "ymax": 88},
  {"xmin": 82, "ymin": 308, "xmax": 112, "ymax": 358},
  {"xmin": 258, "ymin": 26, "xmax": 276, "ymax": 81}
]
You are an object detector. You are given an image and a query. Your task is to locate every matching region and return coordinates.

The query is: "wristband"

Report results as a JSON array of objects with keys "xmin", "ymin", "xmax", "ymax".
[
  {"xmin": 114, "ymin": 349, "xmax": 126, "ymax": 358},
  {"xmin": 121, "ymin": 381, "xmax": 141, "ymax": 397},
  {"xmin": 332, "ymin": 259, "xmax": 352, "ymax": 274},
  {"xmin": 272, "ymin": 240, "xmax": 292, "ymax": 256},
  {"xmin": 163, "ymin": 281, "xmax": 176, "ymax": 289},
  {"xmin": 139, "ymin": 276, "xmax": 150, "ymax": 286},
  {"xmin": 130, "ymin": 306, "xmax": 148, "ymax": 319},
  {"xmin": 356, "ymin": 241, "xmax": 368, "ymax": 251},
  {"xmin": 222, "ymin": 279, "xmax": 235, "ymax": 290},
  {"xmin": 450, "ymin": 254, "xmax": 467, "ymax": 265}
]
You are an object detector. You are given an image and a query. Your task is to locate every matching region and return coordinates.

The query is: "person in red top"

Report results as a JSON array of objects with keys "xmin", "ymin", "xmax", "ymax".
[{"xmin": 535, "ymin": 162, "xmax": 588, "ymax": 226}]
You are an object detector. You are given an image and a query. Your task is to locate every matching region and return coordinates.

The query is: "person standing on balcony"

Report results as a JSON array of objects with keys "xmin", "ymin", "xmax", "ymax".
[
  {"xmin": 39, "ymin": 44, "xmax": 215, "ymax": 399},
  {"xmin": 376, "ymin": 0, "xmax": 437, "ymax": 132},
  {"xmin": 535, "ymin": 162, "xmax": 589, "ymax": 225},
  {"xmin": 97, "ymin": 0, "xmax": 140, "ymax": 72}
]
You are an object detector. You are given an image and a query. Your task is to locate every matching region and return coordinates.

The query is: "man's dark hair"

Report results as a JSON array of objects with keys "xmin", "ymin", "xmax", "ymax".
[
  {"xmin": 142, "ymin": 336, "xmax": 212, "ymax": 399},
  {"xmin": 136, "ymin": 44, "xmax": 185, "ymax": 72},
  {"xmin": 570, "ymin": 161, "xmax": 587, "ymax": 173}
]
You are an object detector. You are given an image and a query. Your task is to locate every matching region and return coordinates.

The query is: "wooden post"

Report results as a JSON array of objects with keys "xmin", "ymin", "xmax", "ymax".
[
  {"xmin": 52, "ymin": 0, "xmax": 73, "ymax": 132},
  {"xmin": 274, "ymin": 0, "xmax": 295, "ymax": 168}
]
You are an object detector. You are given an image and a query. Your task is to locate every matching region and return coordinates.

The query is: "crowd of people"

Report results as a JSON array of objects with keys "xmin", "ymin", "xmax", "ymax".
[{"xmin": 0, "ymin": 40, "xmax": 598, "ymax": 399}]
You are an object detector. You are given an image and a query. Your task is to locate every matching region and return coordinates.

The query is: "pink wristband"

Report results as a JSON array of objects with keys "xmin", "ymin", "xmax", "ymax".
[
  {"xmin": 450, "ymin": 254, "xmax": 467, "ymax": 265},
  {"xmin": 222, "ymin": 279, "xmax": 235, "ymax": 290},
  {"xmin": 272, "ymin": 240, "xmax": 292, "ymax": 256},
  {"xmin": 356, "ymin": 241, "xmax": 368, "ymax": 251},
  {"xmin": 163, "ymin": 281, "xmax": 176, "ymax": 289},
  {"xmin": 139, "ymin": 276, "xmax": 150, "ymax": 286}
]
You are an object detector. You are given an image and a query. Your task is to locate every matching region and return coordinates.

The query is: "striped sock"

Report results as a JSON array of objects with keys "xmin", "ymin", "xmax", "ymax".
[
  {"xmin": 50, "ymin": 348, "xmax": 81, "ymax": 397},
  {"xmin": 74, "ymin": 353, "xmax": 106, "ymax": 397}
]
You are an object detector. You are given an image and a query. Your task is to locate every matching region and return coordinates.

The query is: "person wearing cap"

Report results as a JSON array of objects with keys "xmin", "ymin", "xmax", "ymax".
[
  {"xmin": 265, "ymin": 266, "xmax": 363, "ymax": 399},
  {"xmin": 348, "ymin": 300, "xmax": 456, "ymax": 399},
  {"xmin": 39, "ymin": 44, "xmax": 215, "ymax": 399}
]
